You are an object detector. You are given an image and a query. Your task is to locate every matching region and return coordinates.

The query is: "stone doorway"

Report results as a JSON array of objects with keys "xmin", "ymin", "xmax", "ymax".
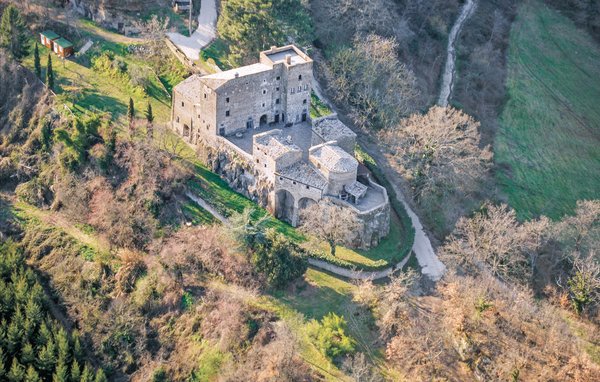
[{"xmin": 260, "ymin": 114, "xmax": 268, "ymax": 126}]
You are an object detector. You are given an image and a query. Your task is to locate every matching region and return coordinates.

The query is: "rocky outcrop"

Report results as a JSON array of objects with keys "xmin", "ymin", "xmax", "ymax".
[{"xmin": 68, "ymin": 0, "xmax": 167, "ymax": 34}]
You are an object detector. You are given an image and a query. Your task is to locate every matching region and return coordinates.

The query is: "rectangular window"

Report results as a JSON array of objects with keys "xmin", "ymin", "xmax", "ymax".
[
  {"xmin": 181, "ymin": 101, "xmax": 185, "ymax": 107},
  {"xmin": 276, "ymin": 87, "xmax": 280, "ymax": 91},
  {"xmin": 204, "ymin": 94, "xmax": 207, "ymax": 99},
  {"xmin": 276, "ymin": 76, "xmax": 281, "ymax": 80},
  {"xmin": 303, "ymin": 99, "xmax": 307, "ymax": 104},
  {"xmin": 291, "ymin": 88, "xmax": 295, "ymax": 94},
  {"xmin": 276, "ymin": 98, "xmax": 280, "ymax": 104},
  {"xmin": 304, "ymin": 84, "xmax": 309, "ymax": 91},
  {"xmin": 262, "ymin": 89, "xmax": 267, "ymax": 95},
  {"xmin": 226, "ymin": 97, "xmax": 230, "ymax": 103},
  {"xmin": 226, "ymin": 110, "xmax": 230, "ymax": 117},
  {"xmin": 297, "ymin": 86, "xmax": 301, "ymax": 92}
]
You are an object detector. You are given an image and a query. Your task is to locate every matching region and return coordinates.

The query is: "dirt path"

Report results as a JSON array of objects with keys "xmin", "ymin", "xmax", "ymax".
[
  {"xmin": 437, "ymin": 0, "xmax": 477, "ymax": 106},
  {"xmin": 186, "ymin": 189, "xmax": 413, "ymax": 280},
  {"xmin": 312, "ymin": 81, "xmax": 446, "ymax": 281}
]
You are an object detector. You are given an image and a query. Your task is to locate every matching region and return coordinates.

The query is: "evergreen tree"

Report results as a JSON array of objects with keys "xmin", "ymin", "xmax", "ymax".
[
  {"xmin": 34, "ymin": 43, "xmax": 41, "ymax": 78},
  {"xmin": 46, "ymin": 54, "xmax": 54, "ymax": 91},
  {"xmin": 37, "ymin": 339, "xmax": 57, "ymax": 373},
  {"xmin": 56, "ymin": 328, "xmax": 70, "ymax": 365},
  {"xmin": 127, "ymin": 97, "xmax": 135, "ymax": 128},
  {"xmin": 24, "ymin": 365, "xmax": 41, "ymax": 382},
  {"xmin": 94, "ymin": 369, "xmax": 107, "ymax": 382},
  {"xmin": 8, "ymin": 357, "xmax": 25, "ymax": 382},
  {"xmin": 20, "ymin": 342, "xmax": 35, "ymax": 366},
  {"xmin": 145, "ymin": 102, "xmax": 154, "ymax": 124},
  {"xmin": 0, "ymin": 5, "xmax": 30, "ymax": 60},
  {"xmin": 70, "ymin": 359, "xmax": 81, "ymax": 382},
  {"xmin": 52, "ymin": 361, "xmax": 68, "ymax": 382},
  {"xmin": 79, "ymin": 364, "xmax": 94, "ymax": 382}
]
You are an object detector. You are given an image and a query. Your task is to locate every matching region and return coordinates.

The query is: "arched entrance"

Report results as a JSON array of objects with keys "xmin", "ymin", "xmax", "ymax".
[
  {"xmin": 259, "ymin": 114, "xmax": 268, "ymax": 127},
  {"xmin": 298, "ymin": 197, "xmax": 317, "ymax": 210},
  {"xmin": 275, "ymin": 189, "xmax": 295, "ymax": 224}
]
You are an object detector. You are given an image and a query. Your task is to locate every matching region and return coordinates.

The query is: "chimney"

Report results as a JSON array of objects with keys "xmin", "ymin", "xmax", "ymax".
[
  {"xmin": 270, "ymin": 45, "xmax": 277, "ymax": 51},
  {"xmin": 285, "ymin": 54, "xmax": 291, "ymax": 65},
  {"xmin": 234, "ymin": 72, "xmax": 239, "ymax": 78}
]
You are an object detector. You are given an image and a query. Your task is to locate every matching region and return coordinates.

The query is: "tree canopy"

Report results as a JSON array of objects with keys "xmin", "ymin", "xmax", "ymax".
[{"xmin": 0, "ymin": 5, "xmax": 29, "ymax": 60}]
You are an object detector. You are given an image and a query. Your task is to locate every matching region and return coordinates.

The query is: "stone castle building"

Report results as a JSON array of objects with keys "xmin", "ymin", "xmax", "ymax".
[{"xmin": 172, "ymin": 45, "xmax": 390, "ymax": 248}]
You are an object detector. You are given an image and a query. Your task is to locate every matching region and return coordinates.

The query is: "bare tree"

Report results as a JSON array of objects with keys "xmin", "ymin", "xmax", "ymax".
[
  {"xmin": 299, "ymin": 200, "xmax": 361, "ymax": 256},
  {"xmin": 133, "ymin": 15, "xmax": 170, "ymax": 62},
  {"xmin": 155, "ymin": 123, "xmax": 187, "ymax": 159},
  {"xmin": 327, "ymin": 34, "xmax": 419, "ymax": 130},
  {"xmin": 555, "ymin": 200, "xmax": 600, "ymax": 256},
  {"xmin": 380, "ymin": 106, "xmax": 492, "ymax": 203},
  {"xmin": 342, "ymin": 352, "xmax": 383, "ymax": 382},
  {"xmin": 440, "ymin": 203, "xmax": 550, "ymax": 283}
]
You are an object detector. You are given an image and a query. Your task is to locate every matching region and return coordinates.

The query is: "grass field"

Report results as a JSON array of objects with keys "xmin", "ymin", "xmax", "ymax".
[
  {"xmin": 23, "ymin": 20, "xmax": 187, "ymax": 126},
  {"xmin": 496, "ymin": 0, "xmax": 600, "ymax": 220}
]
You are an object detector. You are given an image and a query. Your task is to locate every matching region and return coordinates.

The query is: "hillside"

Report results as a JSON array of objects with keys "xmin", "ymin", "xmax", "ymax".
[{"xmin": 496, "ymin": 0, "xmax": 600, "ymax": 220}]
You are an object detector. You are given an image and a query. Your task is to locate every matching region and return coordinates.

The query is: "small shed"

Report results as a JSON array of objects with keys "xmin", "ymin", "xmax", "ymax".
[
  {"xmin": 53, "ymin": 38, "xmax": 74, "ymax": 58},
  {"xmin": 40, "ymin": 31, "xmax": 60, "ymax": 50}
]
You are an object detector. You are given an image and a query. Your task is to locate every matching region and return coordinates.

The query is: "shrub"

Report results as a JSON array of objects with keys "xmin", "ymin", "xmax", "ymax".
[
  {"xmin": 308, "ymin": 313, "xmax": 356, "ymax": 359},
  {"xmin": 252, "ymin": 229, "xmax": 307, "ymax": 289}
]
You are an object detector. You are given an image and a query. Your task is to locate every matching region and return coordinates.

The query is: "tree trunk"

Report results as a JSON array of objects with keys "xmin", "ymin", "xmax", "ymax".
[{"xmin": 329, "ymin": 240, "xmax": 336, "ymax": 257}]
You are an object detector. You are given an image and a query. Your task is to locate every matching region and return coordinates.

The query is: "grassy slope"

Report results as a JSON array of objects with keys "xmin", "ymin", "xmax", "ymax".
[
  {"xmin": 496, "ymin": 0, "xmax": 600, "ymax": 220},
  {"xmin": 23, "ymin": 21, "xmax": 186, "ymax": 125}
]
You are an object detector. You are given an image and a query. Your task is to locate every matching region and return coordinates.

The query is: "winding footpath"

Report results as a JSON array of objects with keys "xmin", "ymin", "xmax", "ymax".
[
  {"xmin": 185, "ymin": 191, "xmax": 413, "ymax": 280},
  {"xmin": 166, "ymin": 0, "xmax": 218, "ymax": 61},
  {"xmin": 312, "ymin": 83, "xmax": 445, "ymax": 281},
  {"xmin": 438, "ymin": 0, "xmax": 477, "ymax": 106}
]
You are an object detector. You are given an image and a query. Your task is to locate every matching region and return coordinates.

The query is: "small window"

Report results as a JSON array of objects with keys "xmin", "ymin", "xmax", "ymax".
[
  {"xmin": 181, "ymin": 101, "xmax": 185, "ymax": 107},
  {"xmin": 298, "ymin": 75, "xmax": 302, "ymax": 80},
  {"xmin": 204, "ymin": 93, "xmax": 207, "ymax": 99},
  {"xmin": 256, "ymin": 159, "xmax": 259, "ymax": 163},
  {"xmin": 306, "ymin": 185, "xmax": 310, "ymax": 189},
  {"xmin": 226, "ymin": 110, "xmax": 230, "ymax": 117},
  {"xmin": 304, "ymin": 84, "xmax": 309, "ymax": 91},
  {"xmin": 176, "ymin": 116, "xmax": 180, "ymax": 123},
  {"xmin": 298, "ymin": 86, "xmax": 301, "ymax": 92},
  {"xmin": 279, "ymin": 177, "xmax": 283, "ymax": 181},
  {"xmin": 276, "ymin": 98, "xmax": 280, "ymax": 104},
  {"xmin": 264, "ymin": 164, "xmax": 267, "ymax": 168},
  {"xmin": 276, "ymin": 76, "xmax": 281, "ymax": 80},
  {"xmin": 291, "ymin": 88, "xmax": 295, "ymax": 94},
  {"xmin": 303, "ymin": 99, "xmax": 307, "ymax": 104},
  {"xmin": 276, "ymin": 87, "xmax": 280, "ymax": 91},
  {"xmin": 293, "ymin": 181, "xmax": 297, "ymax": 185},
  {"xmin": 226, "ymin": 97, "xmax": 230, "ymax": 103},
  {"xmin": 262, "ymin": 103, "xmax": 266, "ymax": 108},
  {"xmin": 262, "ymin": 89, "xmax": 267, "ymax": 95}
]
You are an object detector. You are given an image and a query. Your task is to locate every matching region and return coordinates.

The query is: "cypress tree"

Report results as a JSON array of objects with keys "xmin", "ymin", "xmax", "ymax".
[
  {"xmin": 127, "ymin": 97, "xmax": 135, "ymax": 127},
  {"xmin": 46, "ymin": 54, "xmax": 54, "ymax": 91},
  {"xmin": 70, "ymin": 359, "xmax": 81, "ymax": 382},
  {"xmin": 80, "ymin": 363, "xmax": 94, "ymax": 382},
  {"xmin": 7, "ymin": 358, "xmax": 25, "ymax": 382},
  {"xmin": 145, "ymin": 102, "xmax": 154, "ymax": 124},
  {"xmin": 34, "ymin": 43, "xmax": 41, "ymax": 78},
  {"xmin": 0, "ymin": 5, "xmax": 29, "ymax": 60}
]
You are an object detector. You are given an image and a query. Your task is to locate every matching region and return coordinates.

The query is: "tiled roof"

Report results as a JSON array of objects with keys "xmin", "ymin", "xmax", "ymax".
[
  {"xmin": 310, "ymin": 144, "xmax": 358, "ymax": 173},
  {"xmin": 254, "ymin": 131, "xmax": 301, "ymax": 160},
  {"xmin": 312, "ymin": 117, "xmax": 356, "ymax": 142},
  {"xmin": 174, "ymin": 75, "xmax": 203, "ymax": 103},
  {"xmin": 278, "ymin": 162, "xmax": 328, "ymax": 190}
]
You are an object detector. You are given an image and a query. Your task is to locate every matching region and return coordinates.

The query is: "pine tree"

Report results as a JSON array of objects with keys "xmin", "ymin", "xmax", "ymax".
[
  {"xmin": 70, "ymin": 359, "xmax": 81, "ymax": 382},
  {"xmin": 0, "ymin": 5, "xmax": 30, "ymax": 60},
  {"xmin": 24, "ymin": 366, "xmax": 41, "ymax": 382},
  {"xmin": 46, "ymin": 54, "xmax": 54, "ymax": 91},
  {"xmin": 52, "ymin": 361, "xmax": 69, "ymax": 382},
  {"xmin": 20, "ymin": 342, "xmax": 35, "ymax": 366},
  {"xmin": 56, "ymin": 328, "xmax": 70, "ymax": 365},
  {"xmin": 94, "ymin": 369, "xmax": 107, "ymax": 382},
  {"xmin": 37, "ymin": 339, "xmax": 57, "ymax": 373},
  {"xmin": 7, "ymin": 358, "xmax": 25, "ymax": 382},
  {"xmin": 34, "ymin": 43, "xmax": 41, "ymax": 78},
  {"xmin": 127, "ymin": 97, "xmax": 135, "ymax": 129},
  {"xmin": 80, "ymin": 364, "xmax": 94, "ymax": 382}
]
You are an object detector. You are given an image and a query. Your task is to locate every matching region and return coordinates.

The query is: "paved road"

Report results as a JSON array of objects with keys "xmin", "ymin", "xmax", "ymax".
[
  {"xmin": 166, "ymin": 0, "xmax": 217, "ymax": 61},
  {"xmin": 312, "ymin": 81, "xmax": 446, "ymax": 281},
  {"xmin": 438, "ymin": 0, "xmax": 477, "ymax": 106}
]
